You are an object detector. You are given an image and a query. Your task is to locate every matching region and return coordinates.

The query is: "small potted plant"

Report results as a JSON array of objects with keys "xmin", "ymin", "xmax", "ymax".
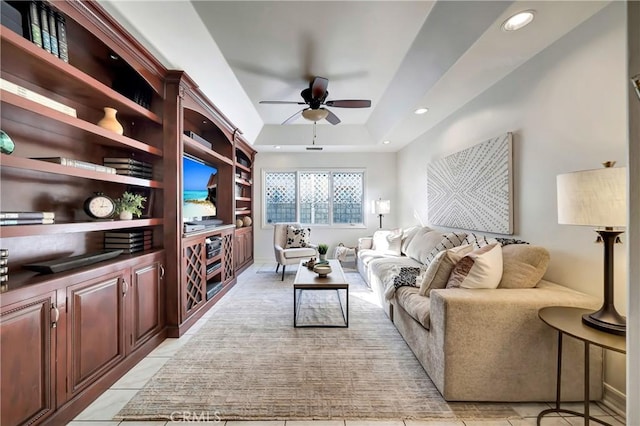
[
  {"xmin": 115, "ymin": 191, "xmax": 146, "ymax": 220},
  {"xmin": 317, "ymin": 243, "xmax": 329, "ymax": 262}
]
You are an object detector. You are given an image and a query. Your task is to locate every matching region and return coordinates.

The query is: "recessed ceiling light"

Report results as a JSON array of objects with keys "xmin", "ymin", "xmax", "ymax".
[
  {"xmin": 382, "ymin": 140, "xmax": 391, "ymax": 145},
  {"xmin": 501, "ymin": 10, "xmax": 535, "ymax": 32},
  {"xmin": 414, "ymin": 107, "xmax": 429, "ymax": 115},
  {"xmin": 274, "ymin": 145, "xmax": 281, "ymax": 149}
]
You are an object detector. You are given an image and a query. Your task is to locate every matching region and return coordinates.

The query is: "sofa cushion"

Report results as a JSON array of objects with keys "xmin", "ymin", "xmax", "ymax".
[
  {"xmin": 372, "ymin": 229, "xmax": 402, "ymax": 256},
  {"xmin": 422, "ymin": 232, "xmax": 467, "ymax": 265},
  {"xmin": 395, "ymin": 286, "xmax": 431, "ymax": 329},
  {"xmin": 401, "ymin": 226, "xmax": 429, "ymax": 254},
  {"xmin": 447, "ymin": 243, "xmax": 503, "ymax": 289},
  {"xmin": 283, "ymin": 247, "xmax": 316, "ymax": 258},
  {"xmin": 419, "ymin": 244, "xmax": 474, "ymax": 296},
  {"xmin": 358, "ymin": 249, "xmax": 389, "ymax": 267},
  {"xmin": 499, "ymin": 244, "xmax": 550, "ymax": 289},
  {"xmin": 285, "ymin": 225, "xmax": 311, "ymax": 248}
]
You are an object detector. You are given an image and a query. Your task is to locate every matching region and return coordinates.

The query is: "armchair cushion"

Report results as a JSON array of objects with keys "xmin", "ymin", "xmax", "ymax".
[{"xmin": 285, "ymin": 225, "xmax": 311, "ymax": 248}]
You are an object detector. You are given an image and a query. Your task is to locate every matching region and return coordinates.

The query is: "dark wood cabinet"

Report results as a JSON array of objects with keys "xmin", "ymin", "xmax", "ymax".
[
  {"xmin": 66, "ymin": 272, "xmax": 127, "ymax": 397},
  {"xmin": 234, "ymin": 141, "xmax": 256, "ymax": 273},
  {"xmin": 0, "ymin": 291, "xmax": 57, "ymax": 426},
  {"xmin": 234, "ymin": 226, "xmax": 253, "ymax": 271},
  {"xmin": 128, "ymin": 260, "xmax": 165, "ymax": 353}
]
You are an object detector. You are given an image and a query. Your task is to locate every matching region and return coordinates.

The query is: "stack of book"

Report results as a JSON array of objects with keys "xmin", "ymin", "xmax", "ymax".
[
  {"xmin": 1, "ymin": 249, "xmax": 8, "ymax": 285},
  {"xmin": 22, "ymin": 1, "xmax": 69, "ymax": 62},
  {"xmin": 32, "ymin": 157, "xmax": 116, "ymax": 174},
  {"xmin": 104, "ymin": 229, "xmax": 153, "ymax": 254},
  {"xmin": 1, "ymin": 78, "xmax": 76, "ymax": 117},
  {"xmin": 103, "ymin": 157, "xmax": 153, "ymax": 179},
  {"xmin": 0, "ymin": 211, "xmax": 55, "ymax": 226}
]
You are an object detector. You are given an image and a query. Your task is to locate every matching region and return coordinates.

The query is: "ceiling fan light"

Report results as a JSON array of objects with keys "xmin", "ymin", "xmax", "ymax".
[
  {"xmin": 302, "ymin": 108, "xmax": 329, "ymax": 122},
  {"xmin": 501, "ymin": 10, "xmax": 535, "ymax": 31}
]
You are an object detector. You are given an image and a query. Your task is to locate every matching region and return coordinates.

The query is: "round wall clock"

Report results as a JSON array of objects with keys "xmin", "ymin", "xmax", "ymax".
[{"xmin": 83, "ymin": 192, "xmax": 115, "ymax": 219}]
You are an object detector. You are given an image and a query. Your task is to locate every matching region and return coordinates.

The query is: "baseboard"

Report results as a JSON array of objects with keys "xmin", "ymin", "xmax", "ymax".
[{"xmin": 602, "ymin": 382, "xmax": 626, "ymax": 417}]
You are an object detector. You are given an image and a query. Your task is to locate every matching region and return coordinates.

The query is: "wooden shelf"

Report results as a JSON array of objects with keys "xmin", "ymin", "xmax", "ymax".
[
  {"xmin": 1, "ymin": 26, "xmax": 162, "ymax": 124},
  {"xmin": 1, "ymin": 91, "xmax": 163, "ymax": 157},
  {"xmin": 235, "ymin": 210, "xmax": 251, "ymax": 216},
  {"xmin": 235, "ymin": 197, "xmax": 251, "ymax": 202},
  {"xmin": 235, "ymin": 162, "xmax": 250, "ymax": 173},
  {"xmin": 1, "ymin": 155, "xmax": 163, "ymax": 188},
  {"xmin": 0, "ymin": 218, "xmax": 163, "ymax": 238},
  {"xmin": 235, "ymin": 177, "xmax": 251, "ymax": 186},
  {"xmin": 206, "ymin": 253, "xmax": 222, "ymax": 265},
  {"xmin": 183, "ymin": 135, "xmax": 234, "ymax": 167}
]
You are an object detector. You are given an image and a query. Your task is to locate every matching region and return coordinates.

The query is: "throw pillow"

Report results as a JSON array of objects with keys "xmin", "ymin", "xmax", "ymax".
[
  {"xmin": 404, "ymin": 229, "xmax": 443, "ymax": 263},
  {"xmin": 446, "ymin": 243, "xmax": 503, "ymax": 289},
  {"xmin": 419, "ymin": 244, "xmax": 473, "ymax": 296},
  {"xmin": 372, "ymin": 229, "xmax": 402, "ymax": 256},
  {"xmin": 421, "ymin": 232, "xmax": 467, "ymax": 265},
  {"xmin": 285, "ymin": 225, "xmax": 311, "ymax": 248},
  {"xmin": 496, "ymin": 237, "xmax": 530, "ymax": 246},
  {"xmin": 498, "ymin": 244, "xmax": 550, "ymax": 288},
  {"xmin": 463, "ymin": 233, "xmax": 499, "ymax": 249},
  {"xmin": 392, "ymin": 266, "xmax": 424, "ymax": 290},
  {"xmin": 401, "ymin": 225, "xmax": 430, "ymax": 254}
]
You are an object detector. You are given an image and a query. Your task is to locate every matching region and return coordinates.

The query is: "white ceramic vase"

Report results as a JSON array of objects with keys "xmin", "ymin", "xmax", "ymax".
[{"xmin": 119, "ymin": 211, "xmax": 133, "ymax": 220}]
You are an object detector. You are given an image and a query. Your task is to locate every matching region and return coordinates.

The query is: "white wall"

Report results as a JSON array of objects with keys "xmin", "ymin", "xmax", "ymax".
[
  {"xmin": 253, "ymin": 152, "xmax": 397, "ymax": 262},
  {"xmin": 397, "ymin": 4, "xmax": 628, "ymax": 398}
]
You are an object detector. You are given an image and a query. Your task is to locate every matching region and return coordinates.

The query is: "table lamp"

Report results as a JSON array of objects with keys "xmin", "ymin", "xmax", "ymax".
[
  {"xmin": 374, "ymin": 199, "xmax": 390, "ymax": 229},
  {"xmin": 557, "ymin": 162, "xmax": 627, "ymax": 335}
]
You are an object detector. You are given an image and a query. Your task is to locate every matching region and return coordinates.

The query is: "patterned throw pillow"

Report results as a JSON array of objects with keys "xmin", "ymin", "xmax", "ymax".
[
  {"xmin": 446, "ymin": 243, "xmax": 503, "ymax": 289},
  {"xmin": 285, "ymin": 226, "xmax": 311, "ymax": 248},
  {"xmin": 421, "ymin": 232, "xmax": 467, "ymax": 265},
  {"xmin": 496, "ymin": 237, "xmax": 530, "ymax": 246},
  {"xmin": 419, "ymin": 244, "xmax": 473, "ymax": 296},
  {"xmin": 463, "ymin": 233, "xmax": 499, "ymax": 249}
]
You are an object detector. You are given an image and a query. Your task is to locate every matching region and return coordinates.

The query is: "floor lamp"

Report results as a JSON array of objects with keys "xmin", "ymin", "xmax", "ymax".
[
  {"xmin": 557, "ymin": 162, "xmax": 627, "ymax": 335},
  {"xmin": 374, "ymin": 199, "xmax": 390, "ymax": 229}
]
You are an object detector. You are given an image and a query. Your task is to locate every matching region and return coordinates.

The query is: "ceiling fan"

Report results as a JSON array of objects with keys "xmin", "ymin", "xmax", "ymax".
[{"xmin": 259, "ymin": 76, "xmax": 371, "ymax": 125}]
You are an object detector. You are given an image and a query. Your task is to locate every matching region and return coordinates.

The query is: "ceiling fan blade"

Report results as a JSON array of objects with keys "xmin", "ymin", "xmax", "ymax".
[
  {"xmin": 324, "ymin": 99, "xmax": 371, "ymax": 108},
  {"xmin": 310, "ymin": 77, "xmax": 329, "ymax": 99},
  {"xmin": 325, "ymin": 109, "xmax": 341, "ymax": 125},
  {"xmin": 260, "ymin": 100, "xmax": 306, "ymax": 105},
  {"xmin": 281, "ymin": 109, "xmax": 304, "ymax": 125}
]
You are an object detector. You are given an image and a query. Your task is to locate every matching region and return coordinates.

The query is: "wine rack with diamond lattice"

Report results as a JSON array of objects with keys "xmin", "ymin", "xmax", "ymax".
[
  {"xmin": 180, "ymin": 227, "xmax": 236, "ymax": 325},
  {"xmin": 183, "ymin": 238, "xmax": 205, "ymax": 317}
]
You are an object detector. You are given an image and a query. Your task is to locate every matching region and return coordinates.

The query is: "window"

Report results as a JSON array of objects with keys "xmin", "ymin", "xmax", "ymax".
[{"xmin": 264, "ymin": 170, "xmax": 365, "ymax": 226}]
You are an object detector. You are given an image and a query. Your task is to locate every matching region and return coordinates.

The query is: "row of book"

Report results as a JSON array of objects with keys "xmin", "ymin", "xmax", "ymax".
[
  {"xmin": 103, "ymin": 157, "xmax": 153, "ymax": 179},
  {"xmin": 1, "ymin": 249, "xmax": 8, "ymax": 285},
  {"xmin": 0, "ymin": 211, "xmax": 55, "ymax": 226},
  {"xmin": 104, "ymin": 229, "xmax": 153, "ymax": 254},
  {"xmin": 25, "ymin": 1, "xmax": 69, "ymax": 63}
]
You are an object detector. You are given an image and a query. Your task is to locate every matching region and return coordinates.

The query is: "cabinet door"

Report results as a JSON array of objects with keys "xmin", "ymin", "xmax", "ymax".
[
  {"xmin": 182, "ymin": 238, "xmax": 206, "ymax": 320},
  {"xmin": 67, "ymin": 272, "xmax": 126, "ymax": 397},
  {"xmin": 128, "ymin": 259, "xmax": 165, "ymax": 353},
  {"xmin": 1, "ymin": 292, "xmax": 57, "ymax": 426},
  {"xmin": 234, "ymin": 232, "xmax": 246, "ymax": 268},
  {"xmin": 243, "ymin": 228, "xmax": 253, "ymax": 264}
]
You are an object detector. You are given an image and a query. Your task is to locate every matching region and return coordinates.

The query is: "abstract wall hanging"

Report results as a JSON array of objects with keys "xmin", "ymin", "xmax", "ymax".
[{"xmin": 427, "ymin": 132, "xmax": 513, "ymax": 234}]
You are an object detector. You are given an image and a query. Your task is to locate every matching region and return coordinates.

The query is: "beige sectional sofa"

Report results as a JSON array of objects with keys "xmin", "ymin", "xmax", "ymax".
[{"xmin": 357, "ymin": 226, "xmax": 603, "ymax": 402}]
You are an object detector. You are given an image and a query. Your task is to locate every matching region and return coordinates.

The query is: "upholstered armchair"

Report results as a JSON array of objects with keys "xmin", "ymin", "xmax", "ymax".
[{"xmin": 273, "ymin": 222, "xmax": 317, "ymax": 280}]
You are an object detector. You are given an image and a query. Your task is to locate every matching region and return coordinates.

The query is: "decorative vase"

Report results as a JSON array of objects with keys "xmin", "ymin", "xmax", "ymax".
[
  {"xmin": 97, "ymin": 107, "xmax": 124, "ymax": 135},
  {"xmin": 119, "ymin": 211, "xmax": 133, "ymax": 220}
]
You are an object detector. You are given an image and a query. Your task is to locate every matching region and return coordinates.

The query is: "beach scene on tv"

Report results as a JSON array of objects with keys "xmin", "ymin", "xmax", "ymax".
[{"xmin": 183, "ymin": 156, "xmax": 217, "ymax": 220}]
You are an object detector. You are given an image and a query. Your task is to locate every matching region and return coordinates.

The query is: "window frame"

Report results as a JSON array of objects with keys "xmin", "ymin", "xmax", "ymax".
[{"xmin": 262, "ymin": 168, "xmax": 367, "ymax": 229}]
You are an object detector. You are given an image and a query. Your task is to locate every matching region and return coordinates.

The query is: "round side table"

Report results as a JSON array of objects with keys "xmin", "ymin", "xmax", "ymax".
[{"xmin": 537, "ymin": 306, "xmax": 626, "ymax": 426}]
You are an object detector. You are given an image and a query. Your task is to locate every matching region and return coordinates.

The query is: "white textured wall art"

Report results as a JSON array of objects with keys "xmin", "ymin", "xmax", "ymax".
[{"xmin": 427, "ymin": 132, "xmax": 513, "ymax": 234}]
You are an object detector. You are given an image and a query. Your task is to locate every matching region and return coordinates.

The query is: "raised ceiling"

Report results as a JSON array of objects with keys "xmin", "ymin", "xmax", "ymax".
[{"xmin": 99, "ymin": 0, "xmax": 609, "ymax": 152}]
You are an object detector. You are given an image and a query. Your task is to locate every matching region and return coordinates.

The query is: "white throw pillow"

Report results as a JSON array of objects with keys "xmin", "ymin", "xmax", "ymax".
[
  {"xmin": 419, "ymin": 244, "xmax": 473, "ymax": 296},
  {"xmin": 372, "ymin": 229, "xmax": 402, "ymax": 256},
  {"xmin": 446, "ymin": 243, "xmax": 503, "ymax": 289},
  {"xmin": 404, "ymin": 229, "xmax": 443, "ymax": 263},
  {"xmin": 285, "ymin": 225, "xmax": 311, "ymax": 248}
]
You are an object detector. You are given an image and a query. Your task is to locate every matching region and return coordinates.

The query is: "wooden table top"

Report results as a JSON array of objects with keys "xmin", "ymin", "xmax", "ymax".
[{"xmin": 294, "ymin": 259, "xmax": 348, "ymax": 289}]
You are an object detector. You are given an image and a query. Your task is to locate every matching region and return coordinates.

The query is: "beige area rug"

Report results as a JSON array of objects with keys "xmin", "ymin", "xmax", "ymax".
[{"xmin": 116, "ymin": 264, "xmax": 519, "ymax": 421}]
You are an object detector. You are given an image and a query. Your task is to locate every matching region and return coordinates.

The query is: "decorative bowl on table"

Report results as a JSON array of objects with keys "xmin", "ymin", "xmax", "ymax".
[{"xmin": 313, "ymin": 264, "xmax": 332, "ymax": 278}]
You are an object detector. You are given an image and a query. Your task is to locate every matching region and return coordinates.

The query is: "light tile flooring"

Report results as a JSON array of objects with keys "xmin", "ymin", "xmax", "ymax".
[{"xmin": 70, "ymin": 264, "xmax": 627, "ymax": 426}]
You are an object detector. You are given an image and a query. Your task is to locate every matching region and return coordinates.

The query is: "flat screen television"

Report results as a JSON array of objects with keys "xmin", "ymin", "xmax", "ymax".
[{"xmin": 182, "ymin": 154, "xmax": 218, "ymax": 222}]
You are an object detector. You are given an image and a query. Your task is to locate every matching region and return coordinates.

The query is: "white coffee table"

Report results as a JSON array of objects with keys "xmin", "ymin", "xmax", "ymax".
[{"xmin": 293, "ymin": 259, "xmax": 349, "ymax": 328}]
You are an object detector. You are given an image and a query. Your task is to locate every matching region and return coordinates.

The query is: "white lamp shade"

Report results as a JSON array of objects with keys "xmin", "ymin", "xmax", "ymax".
[
  {"xmin": 557, "ymin": 166, "xmax": 626, "ymax": 227},
  {"xmin": 374, "ymin": 199, "xmax": 391, "ymax": 215}
]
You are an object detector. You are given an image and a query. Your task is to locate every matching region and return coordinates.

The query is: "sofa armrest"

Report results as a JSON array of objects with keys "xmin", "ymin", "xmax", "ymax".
[
  {"xmin": 358, "ymin": 237, "xmax": 373, "ymax": 250},
  {"xmin": 427, "ymin": 281, "xmax": 602, "ymax": 400}
]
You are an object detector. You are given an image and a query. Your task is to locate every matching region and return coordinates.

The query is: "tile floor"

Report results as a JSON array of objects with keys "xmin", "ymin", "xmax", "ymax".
[{"xmin": 70, "ymin": 264, "xmax": 627, "ymax": 426}]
